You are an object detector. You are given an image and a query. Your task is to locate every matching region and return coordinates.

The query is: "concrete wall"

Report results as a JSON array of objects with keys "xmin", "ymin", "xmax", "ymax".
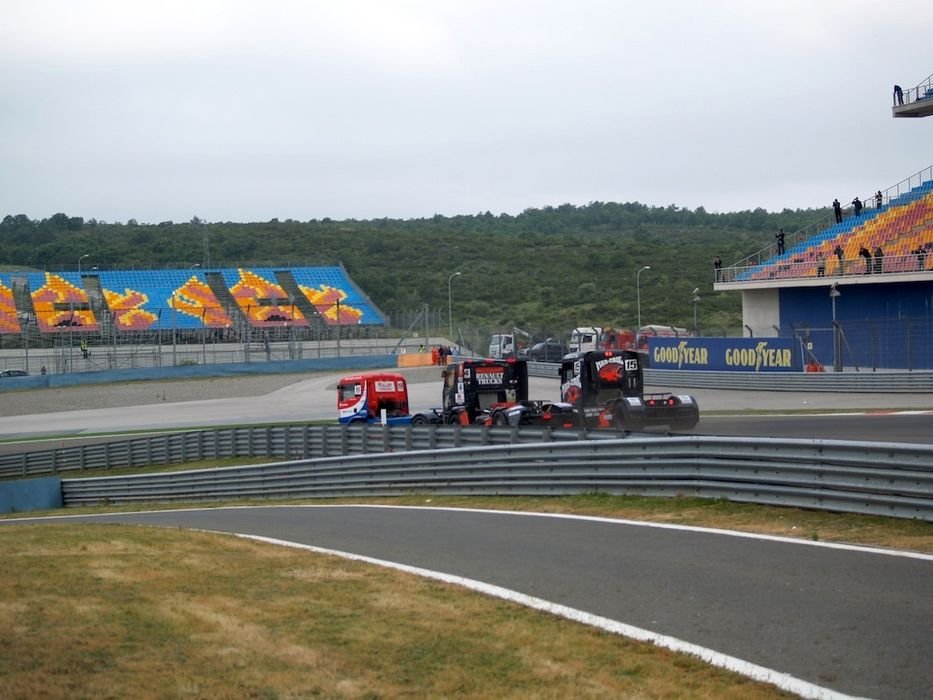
[{"xmin": 741, "ymin": 288, "xmax": 781, "ymax": 336}]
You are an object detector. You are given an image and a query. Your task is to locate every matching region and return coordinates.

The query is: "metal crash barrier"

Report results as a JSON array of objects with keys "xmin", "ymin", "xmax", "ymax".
[{"xmin": 0, "ymin": 424, "xmax": 923, "ymax": 520}]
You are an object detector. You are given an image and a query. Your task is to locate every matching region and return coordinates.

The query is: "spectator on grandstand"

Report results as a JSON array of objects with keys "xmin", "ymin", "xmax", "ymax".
[
  {"xmin": 894, "ymin": 84, "xmax": 904, "ymax": 105},
  {"xmin": 915, "ymin": 246, "xmax": 927, "ymax": 270},
  {"xmin": 833, "ymin": 245, "xmax": 845, "ymax": 275},
  {"xmin": 873, "ymin": 246, "xmax": 884, "ymax": 274},
  {"xmin": 859, "ymin": 246, "xmax": 872, "ymax": 274},
  {"xmin": 713, "ymin": 255, "xmax": 722, "ymax": 281},
  {"xmin": 852, "ymin": 197, "xmax": 863, "ymax": 217},
  {"xmin": 816, "ymin": 252, "xmax": 826, "ymax": 277},
  {"xmin": 875, "ymin": 190, "xmax": 883, "ymax": 209},
  {"xmin": 774, "ymin": 229, "xmax": 786, "ymax": 255},
  {"xmin": 832, "ymin": 198, "xmax": 843, "ymax": 223}
]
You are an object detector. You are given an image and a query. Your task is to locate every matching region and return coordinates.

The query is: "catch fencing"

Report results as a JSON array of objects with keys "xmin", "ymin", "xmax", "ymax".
[
  {"xmin": 524, "ymin": 361, "xmax": 933, "ymax": 392},
  {"xmin": 1, "ymin": 423, "xmax": 927, "ymax": 520}
]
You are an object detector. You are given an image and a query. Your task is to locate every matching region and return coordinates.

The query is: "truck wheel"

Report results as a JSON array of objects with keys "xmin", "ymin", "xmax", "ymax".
[
  {"xmin": 410, "ymin": 414, "xmax": 429, "ymax": 426},
  {"xmin": 493, "ymin": 411, "xmax": 509, "ymax": 426},
  {"xmin": 615, "ymin": 405, "xmax": 642, "ymax": 432}
]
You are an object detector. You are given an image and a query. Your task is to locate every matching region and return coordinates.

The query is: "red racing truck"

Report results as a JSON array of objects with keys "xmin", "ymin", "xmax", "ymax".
[
  {"xmin": 336, "ymin": 372, "xmax": 419, "ymax": 425},
  {"xmin": 559, "ymin": 349, "xmax": 699, "ymax": 430}
]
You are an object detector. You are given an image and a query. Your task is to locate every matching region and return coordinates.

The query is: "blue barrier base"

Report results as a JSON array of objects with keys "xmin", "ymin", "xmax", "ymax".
[{"xmin": 0, "ymin": 476, "xmax": 63, "ymax": 513}]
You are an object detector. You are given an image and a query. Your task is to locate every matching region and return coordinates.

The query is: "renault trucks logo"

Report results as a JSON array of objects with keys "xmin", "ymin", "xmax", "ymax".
[
  {"xmin": 475, "ymin": 368, "xmax": 504, "ymax": 385},
  {"xmin": 653, "ymin": 341, "xmax": 709, "ymax": 369},
  {"xmin": 725, "ymin": 341, "xmax": 791, "ymax": 370}
]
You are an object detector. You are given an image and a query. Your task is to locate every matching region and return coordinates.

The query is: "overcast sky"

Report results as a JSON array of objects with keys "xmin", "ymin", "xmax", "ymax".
[{"xmin": 1, "ymin": 1, "xmax": 931, "ymax": 224}]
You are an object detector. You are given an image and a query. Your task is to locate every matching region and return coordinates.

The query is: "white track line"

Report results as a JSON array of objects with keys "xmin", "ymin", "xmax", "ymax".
[{"xmin": 227, "ymin": 530, "xmax": 866, "ymax": 700}]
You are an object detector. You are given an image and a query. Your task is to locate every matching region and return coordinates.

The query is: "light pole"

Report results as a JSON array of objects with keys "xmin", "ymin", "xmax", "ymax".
[
  {"xmin": 636, "ymin": 266, "xmax": 651, "ymax": 329},
  {"xmin": 692, "ymin": 287, "xmax": 700, "ymax": 335},
  {"xmin": 78, "ymin": 254, "xmax": 89, "ymax": 277},
  {"xmin": 447, "ymin": 271, "xmax": 461, "ymax": 342},
  {"xmin": 830, "ymin": 283, "xmax": 841, "ymax": 372}
]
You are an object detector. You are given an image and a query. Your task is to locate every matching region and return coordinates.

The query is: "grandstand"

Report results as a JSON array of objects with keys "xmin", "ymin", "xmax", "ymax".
[
  {"xmin": 717, "ymin": 166, "xmax": 933, "ymax": 369},
  {"xmin": 0, "ymin": 264, "xmax": 386, "ymax": 340}
]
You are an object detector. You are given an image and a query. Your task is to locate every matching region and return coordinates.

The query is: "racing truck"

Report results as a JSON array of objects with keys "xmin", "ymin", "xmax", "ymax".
[
  {"xmin": 559, "ymin": 349, "xmax": 699, "ymax": 431},
  {"xmin": 336, "ymin": 372, "xmax": 421, "ymax": 425},
  {"xmin": 436, "ymin": 357, "xmax": 578, "ymax": 427}
]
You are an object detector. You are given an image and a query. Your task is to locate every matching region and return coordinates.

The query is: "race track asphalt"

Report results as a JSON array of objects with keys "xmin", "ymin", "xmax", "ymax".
[{"xmin": 9, "ymin": 505, "xmax": 931, "ymax": 700}]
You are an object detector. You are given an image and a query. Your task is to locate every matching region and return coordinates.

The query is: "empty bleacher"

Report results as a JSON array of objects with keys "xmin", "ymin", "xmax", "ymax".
[
  {"xmin": 27, "ymin": 272, "xmax": 100, "ymax": 331},
  {"xmin": 98, "ymin": 269, "xmax": 233, "ymax": 330},
  {"xmin": 289, "ymin": 266, "xmax": 383, "ymax": 325},
  {"xmin": 1, "ymin": 265, "xmax": 386, "ymax": 337},
  {"xmin": 220, "ymin": 268, "xmax": 310, "ymax": 328},
  {"xmin": 0, "ymin": 276, "xmax": 21, "ymax": 334}
]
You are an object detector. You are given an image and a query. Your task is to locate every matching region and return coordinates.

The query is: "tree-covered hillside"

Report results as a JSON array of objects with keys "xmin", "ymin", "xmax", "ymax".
[{"xmin": 0, "ymin": 203, "xmax": 829, "ymax": 339}]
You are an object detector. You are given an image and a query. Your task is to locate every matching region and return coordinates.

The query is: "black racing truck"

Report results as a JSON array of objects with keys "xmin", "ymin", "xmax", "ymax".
[
  {"xmin": 428, "ymin": 357, "xmax": 578, "ymax": 428},
  {"xmin": 559, "ymin": 349, "xmax": 699, "ymax": 431}
]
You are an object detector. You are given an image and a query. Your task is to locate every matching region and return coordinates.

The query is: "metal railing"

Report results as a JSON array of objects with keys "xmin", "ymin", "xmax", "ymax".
[
  {"xmin": 717, "ymin": 251, "xmax": 930, "ymax": 285},
  {"xmin": 894, "ymin": 73, "xmax": 933, "ymax": 109},
  {"xmin": 725, "ymin": 163, "xmax": 933, "ymax": 278},
  {"xmin": 56, "ymin": 433, "xmax": 933, "ymax": 521},
  {"xmin": 0, "ymin": 423, "xmax": 616, "ymax": 481}
]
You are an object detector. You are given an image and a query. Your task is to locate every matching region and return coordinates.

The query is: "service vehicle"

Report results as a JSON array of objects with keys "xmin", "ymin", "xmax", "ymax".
[
  {"xmin": 569, "ymin": 326, "xmax": 601, "ymax": 353},
  {"xmin": 527, "ymin": 338, "xmax": 568, "ymax": 362},
  {"xmin": 439, "ymin": 358, "xmax": 578, "ymax": 427},
  {"xmin": 570, "ymin": 325, "xmax": 638, "ymax": 353},
  {"xmin": 559, "ymin": 349, "xmax": 699, "ymax": 430},
  {"xmin": 488, "ymin": 327, "xmax": 534, "ymax": 360},
  {"xmin": 336, "ymin": 372, "xmax": 422, "ymax": 425}
]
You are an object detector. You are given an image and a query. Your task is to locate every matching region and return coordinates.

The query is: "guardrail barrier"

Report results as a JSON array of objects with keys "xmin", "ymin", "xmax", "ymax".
[{"xmin": 2, "ymin": 423, "xmax": 927, "ymax": 520}]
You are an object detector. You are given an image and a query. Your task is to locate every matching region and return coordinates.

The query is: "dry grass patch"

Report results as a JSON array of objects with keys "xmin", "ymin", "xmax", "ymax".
[
  {"xmin": 346, "ymin": 493, "xmax": 933, "ymax": 553},
  {"xmin": 0, "ymin": 524, "xmax": 796, "ymax": 699}
]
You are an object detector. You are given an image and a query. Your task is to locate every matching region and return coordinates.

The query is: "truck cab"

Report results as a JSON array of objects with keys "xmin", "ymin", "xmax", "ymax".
[
  {"xmin": 569, "ymin": 326, "xmax": 601, "ymax": 353},
  {"xmin": 487, "ymin": 333, "xmax": 516, "ymax": 360},
  {"xmin": 560, "ymin": 350, "xmax": 699, "ymax": 430},
  {"xmin": 442, "ymin": 358, "xmax": 577, "ymax": 427},
  {"xmin": 337, "ymin": 372, "xmax": 413, "ymax": 425}
]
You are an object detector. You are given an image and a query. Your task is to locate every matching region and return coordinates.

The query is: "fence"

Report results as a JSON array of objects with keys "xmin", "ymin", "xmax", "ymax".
[{"xmin": 0, "ymin": 423, "xmax": 929, "ymax": 520}]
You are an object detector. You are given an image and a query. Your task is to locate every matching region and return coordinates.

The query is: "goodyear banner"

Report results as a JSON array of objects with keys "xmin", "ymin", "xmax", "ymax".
[{"xmin": 648, "ymin": 337, "xmax": 799, "ymax": 372}]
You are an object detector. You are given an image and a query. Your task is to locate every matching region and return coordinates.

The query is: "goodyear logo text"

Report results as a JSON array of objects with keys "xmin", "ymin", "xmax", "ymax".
[
  {"xmin": 725, "ymin": 341, "xmax": 792, "ymax": 371},
  {"xmin": 653, "ymin": 341, "xmax": 709, "ymax": 369}
]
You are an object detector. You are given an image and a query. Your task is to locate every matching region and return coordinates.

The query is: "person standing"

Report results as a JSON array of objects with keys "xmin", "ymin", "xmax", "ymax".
[
  {"xmin": 894, "ymin": 84, "xmax": 904, "ymax": 105},
  {"xmin": 852, "ymin": 197, "xmax": 863, "ymax": 217},
  {"xmin": 816, "ymin": 252, "xmax": 826, "ymax": 277},
  {"xmin": 859, "ymin": 246, "xmax": 872, "ymax": 274},
  {"xmin": 875, "ymin": 190, "xmax": 883, "ymax": 209},
  {"xmin": 80, "ymin": 338, "xmax": 89, "ymax": 359},
  {"xmin": 712, "ymin": 255, "xmax": 722, "ymax": 282},
  {"xmin": 775, "ymin": 228, "xmax": 786, "ymax": 255},
  {"xmin": 873, "ymin": 246, "xmax": 884, "ymax": 274},
  {"xmin": 833, "ymin": 198, "xmax": 843, "ymax": 223},
  {"xmin": 833, "ymin": 245, "xmax": 845, "ymax": 275}
]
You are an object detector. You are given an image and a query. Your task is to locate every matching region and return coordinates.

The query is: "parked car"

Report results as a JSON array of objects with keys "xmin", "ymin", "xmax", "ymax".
[
  {"xmin": 0, "ymin": 369, "xmax": 28, "ymax": 377},
  {"xmin": 527, "ymin": 339, "xmax": 568, "ymax": 362}
]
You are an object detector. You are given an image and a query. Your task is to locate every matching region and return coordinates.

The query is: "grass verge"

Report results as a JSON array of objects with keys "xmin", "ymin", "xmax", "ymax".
[{"xmin": 0, "ymin": 523, "xmax": 797, "ymax": 699}]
